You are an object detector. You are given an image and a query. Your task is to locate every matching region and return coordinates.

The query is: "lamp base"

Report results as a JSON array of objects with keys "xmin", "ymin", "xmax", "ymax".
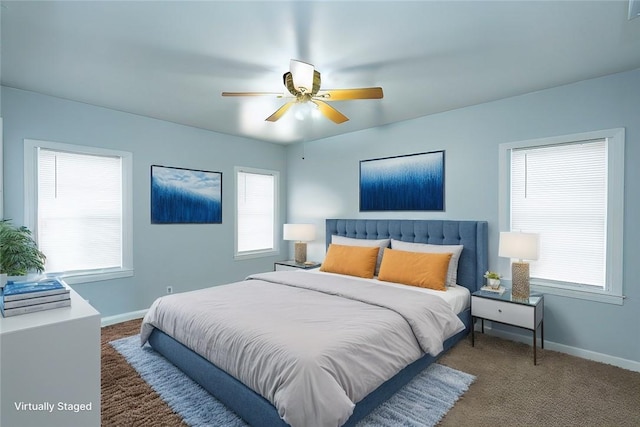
[
  {"xmin": 294, "ymin": 242, "xmax": 307, "ymax": 264},
  {"xmin": 511, "ymin": 261, "xmax": 530, "ymax": 299}
]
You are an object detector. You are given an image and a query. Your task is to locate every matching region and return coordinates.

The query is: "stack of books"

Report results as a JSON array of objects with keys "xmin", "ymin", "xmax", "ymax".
[
  {"xmin": 0, "ymin": 278, "xmax": 71, "ymax": 317},
  {"xmin": 479, "ymin": 285, "xmax": 507, "ymax": 295}
]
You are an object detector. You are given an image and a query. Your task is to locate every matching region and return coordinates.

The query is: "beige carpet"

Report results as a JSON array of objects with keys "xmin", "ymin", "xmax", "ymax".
[
  {"xmin": 101, "ymin": 319, "xmax": 640, "ymax": 426},
  {"xmin": 438, "ymin": 334, "xmax": 640, "ymax": 426}
]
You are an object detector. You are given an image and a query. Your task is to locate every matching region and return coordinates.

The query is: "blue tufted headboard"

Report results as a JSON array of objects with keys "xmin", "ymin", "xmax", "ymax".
[{"xmin": 326, "ymin": 219, "xmax": 488, "ymax": 292}]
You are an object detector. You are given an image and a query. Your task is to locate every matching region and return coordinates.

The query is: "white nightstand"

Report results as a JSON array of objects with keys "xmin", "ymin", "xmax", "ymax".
[
  {"xmin": 471, "ymin": 289, "xmax": 544, "ymax": 365},
  {"xmin": 274, "ymin": 260, "xmax": 321, "ymax": 271}
]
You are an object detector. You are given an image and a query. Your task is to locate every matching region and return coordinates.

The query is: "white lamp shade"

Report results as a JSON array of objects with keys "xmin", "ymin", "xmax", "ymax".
[
  {"xmin": 283, "ymin": 224, "xmax": 316, "ymax": 242},
  {"xmin": 290, "ymin": 60, "xmax": 314, "ymax": 93},
  {"xmin": 499, "ymin": 231, "xmax": 539, "ymax": 261}
]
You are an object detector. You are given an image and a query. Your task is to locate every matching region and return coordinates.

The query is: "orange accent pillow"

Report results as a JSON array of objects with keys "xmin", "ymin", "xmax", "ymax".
[
  {"xmin": 378, "ymin": 248, "xmax": 452, "ymax": 291},
  {"xmin": 320, "ymin": 244, "xmax": 379, "ymax": 279}
]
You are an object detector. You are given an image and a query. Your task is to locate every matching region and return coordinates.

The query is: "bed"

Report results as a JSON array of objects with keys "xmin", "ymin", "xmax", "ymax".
[{"xmin": 141, "ymin": 219, "xmax": 488, "ymax": 427}]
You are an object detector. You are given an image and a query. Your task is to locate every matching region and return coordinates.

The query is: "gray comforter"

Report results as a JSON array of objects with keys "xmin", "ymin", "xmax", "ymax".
[{"xmin": 140, "ymin": 271, "xmax": 465, "ymax": 427}]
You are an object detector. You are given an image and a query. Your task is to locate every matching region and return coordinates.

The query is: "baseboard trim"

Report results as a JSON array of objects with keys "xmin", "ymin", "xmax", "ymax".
[
  {"xmin": 483, "ymin": 325, "xmax": 640, "ymax": 373},
  {"xmin": 101, "ymin": 309, "xmax": 148, "ymax": 327}
]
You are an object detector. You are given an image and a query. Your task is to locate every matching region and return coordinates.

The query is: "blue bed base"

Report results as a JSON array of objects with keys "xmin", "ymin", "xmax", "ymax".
[{"xmin": 148, "ymin": 219, "xmax": 488, "ymax": 427}]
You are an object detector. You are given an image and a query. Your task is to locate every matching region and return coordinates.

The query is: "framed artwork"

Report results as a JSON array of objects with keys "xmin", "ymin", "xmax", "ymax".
[
  {"xmin": 151, "ymin": 165, "xmax": 222, "ymax": 224},
  {"xmin": 360, "ymin": 150, "xmax": 445, "ymax": 211}
]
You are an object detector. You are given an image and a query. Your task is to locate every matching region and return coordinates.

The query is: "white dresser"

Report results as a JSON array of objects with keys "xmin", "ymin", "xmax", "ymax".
[{"xmin": 0, "ymin": 285, "xmax": 101, "ymax": 427}]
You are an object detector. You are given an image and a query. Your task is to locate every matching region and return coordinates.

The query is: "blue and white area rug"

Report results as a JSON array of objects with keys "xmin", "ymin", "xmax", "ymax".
[{"xmin": 111, "ymin": 335, "xmax": 475, "ymax": 427}]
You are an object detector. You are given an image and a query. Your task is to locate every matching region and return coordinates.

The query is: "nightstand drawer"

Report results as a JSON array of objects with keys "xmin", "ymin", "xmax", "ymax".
[{"xmin": 472, "ymin": 297, "xmax": 536, "ymax": 329}]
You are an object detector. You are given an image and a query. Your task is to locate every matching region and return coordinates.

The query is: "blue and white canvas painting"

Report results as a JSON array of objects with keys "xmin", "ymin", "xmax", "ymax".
[
  {"xmin": 151, "ymin": 165, "xmax": 222, "ymax": 224},
  {"xmin": 360, "ymin": 151, "xmax": 444, "ymax": 211}
]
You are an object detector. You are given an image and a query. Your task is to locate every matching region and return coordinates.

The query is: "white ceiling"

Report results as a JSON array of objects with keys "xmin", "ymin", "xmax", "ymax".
[{"xmin": 2, "ymin": 1, "xmax": 640, "ymax": 145}]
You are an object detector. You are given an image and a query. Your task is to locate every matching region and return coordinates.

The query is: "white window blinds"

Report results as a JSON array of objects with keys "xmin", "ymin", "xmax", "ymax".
[
  {"xmin": 510, "ymin": 139, "xmax": 607, "ymax": 288},
  {"xmin": 37, "ymin": 148, "xmax": 123, "ymax": 273},
  {"xmin": 236, "ymin": 170, "xmax": 276, "ymax": 254}
]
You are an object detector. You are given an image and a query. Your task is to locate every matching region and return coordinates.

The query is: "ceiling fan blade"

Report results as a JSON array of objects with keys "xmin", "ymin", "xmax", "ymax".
[
  {"xmin": 315, "ymin": 87, "xmax": 383, "ymax": 101},
  {"xmin": 221, "ymin": 92, "xmax": 284, "ymax": 97},
  {"xmin": 311, "ymin": 100, "xmax": 349, "ymax": 124},
  {"xmin": 265, "ymin": 101, "xmax": 295, "ymax": 122}
]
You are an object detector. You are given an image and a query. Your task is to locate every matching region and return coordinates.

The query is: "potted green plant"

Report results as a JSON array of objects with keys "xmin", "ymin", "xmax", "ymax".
[
  {"xmin": 0, "ymin": 219, "xmax": 47, "ymax": 287},
  {"xmin": 484, "ymin": 271, "xmax": 502, "ymax": 289}
]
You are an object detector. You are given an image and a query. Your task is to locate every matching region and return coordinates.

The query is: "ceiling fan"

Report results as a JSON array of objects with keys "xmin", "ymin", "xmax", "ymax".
[{"xmin": 222, "ymin": 59, "xmax": 383, "ymax": 124}]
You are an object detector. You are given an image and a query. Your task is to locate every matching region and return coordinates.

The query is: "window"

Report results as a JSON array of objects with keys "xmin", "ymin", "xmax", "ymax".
[
  {"xmin": 24, "ymin": 139, "xmax": 133, "ymax": 284},
  {"xmin": 499, "ymin": 128, "xmax": 624, "ymax": 305},
  {"xmin": 235, "ymin": 167, "xmax": 279, "ymax": 258}
]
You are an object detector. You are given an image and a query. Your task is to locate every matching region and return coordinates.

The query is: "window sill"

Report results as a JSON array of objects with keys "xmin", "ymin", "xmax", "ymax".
[
  {"xmin": 53, "ymin": 268, "xmax": 134, "ymax": 285},
  {"xmin": 529, "ymin": 282, "xmax": 624, "ymax": 306},
  {"xmin": 234, "ymin": 249, "xmax": 279, "ymax": 261}
]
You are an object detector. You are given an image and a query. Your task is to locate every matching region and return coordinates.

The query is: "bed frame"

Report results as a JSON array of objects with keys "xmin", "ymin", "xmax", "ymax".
[{"xmin": 148, "ymin": 219, "xmax": 488, "ymax": 426}]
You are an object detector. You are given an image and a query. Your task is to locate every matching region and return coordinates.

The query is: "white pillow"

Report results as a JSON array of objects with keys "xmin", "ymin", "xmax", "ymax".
[
  {"xmin": 390, "ymin": 239, "xmax": 463, "ymax": 287},
  {"xmin": 331, "ymin": 236, "xmax": 390, "ymax": 275}
]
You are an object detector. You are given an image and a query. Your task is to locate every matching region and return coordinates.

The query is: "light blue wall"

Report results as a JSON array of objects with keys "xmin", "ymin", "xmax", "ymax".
[
  {"xmin": 2, "ymin": 87, "xmax": 287, "ymax": 317},
  {"xmin": 3, "ymin": 68, "xmax": 638, "ymax": 364},
  {"xmin": 286, "ymin": 69, "xmax": 640, "ymax": 364}
]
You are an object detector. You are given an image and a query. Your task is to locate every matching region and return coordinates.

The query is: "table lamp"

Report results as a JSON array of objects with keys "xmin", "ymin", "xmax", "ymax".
[
  {"xmin": 283, "ymin": 224, "xmax": 316, "ymax": 264},
  {"xmin": 499, "ymin": 231, "xmax": 539, "ymax": 299}
]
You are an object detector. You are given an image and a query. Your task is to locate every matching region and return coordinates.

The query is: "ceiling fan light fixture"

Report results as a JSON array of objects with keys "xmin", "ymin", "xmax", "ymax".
[
  {"xmin": 223, "ymin": 59, "xmax": 383, "ymax": 124},
  {"xmin": 289, "ymin": 59, "xmax": 315, "ymax": 93},
  {"xmin": 294, "ymin": 108, "xmax": 306, "ymax": 121},
  {"xmin": 293, "ymin": 101, "xmax": 318, "ymax": 121},
  {"xmin": 311, "ymin": 104, "xmax": 322, "ymax": 119}
]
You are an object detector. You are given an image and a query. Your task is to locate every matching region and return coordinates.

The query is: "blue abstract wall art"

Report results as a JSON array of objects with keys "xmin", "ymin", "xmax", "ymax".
[
  {"xmin": 360, "ymin": 151, "xmax": 445, "ymax": 211},
  {"xmin": 151, "ymin": 165, "xmax": 222, "ymax": 224}
]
